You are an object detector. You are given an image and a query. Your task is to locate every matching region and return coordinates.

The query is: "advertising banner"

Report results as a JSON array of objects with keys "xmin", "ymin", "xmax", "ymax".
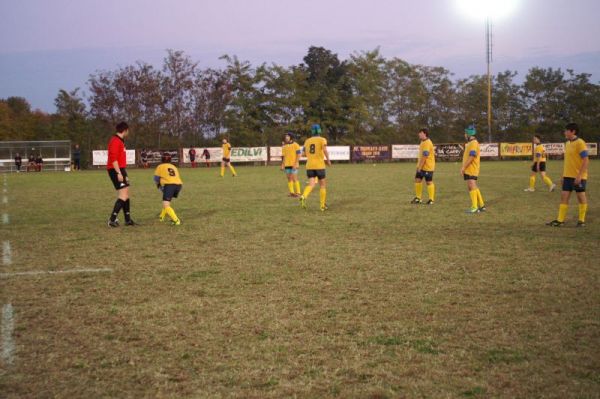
[
  {"xmin": 587, "ymin": 142, "xmax": 598, "ymax": 156},
  {"xmin": 182, "ymin": 147, "xmax": 221, "ymax": 163},
  {"xmin": 139, "ymin": 149, "xmax": 180, "ymax": 165},
  {"xmin": 327, "ymin": 146, "xmax": 351, "ymax": 161},
  {"xmin": 230, "ymin": 147, "xmax": 268, "ymax": 162},
  {"xmin": 352, "ymin": 145, "xmax": 390, "ymax": 161},
  {"xmin": 92, "ymin": 150, "xmax": 136, "ymax": 166},
  {"xmin": 500, "ymin": 142, "xmax": 533, "ymax": 157},
  {"xmin": 269, "ymin": 146, "xmax": 283, "ymax": 162},
  {"xmin": 391, "ymin": 144, "xmax": 420, "ymax": 159},
  {"xmin": 542, "ymin": 143, "xmax": 565, "ymax": 156},
  {"xmin": 435, "ymin": 144, "xmax": 464, "ymax": 160},
  {"xmin": 480, "ymin": 143, "xmax": 499, "ymax": 157}
]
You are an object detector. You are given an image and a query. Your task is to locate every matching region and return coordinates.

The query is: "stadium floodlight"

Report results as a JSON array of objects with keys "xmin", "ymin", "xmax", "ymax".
[{"xmin": 456, "ymin": 0, "xmax": 518, "ymax": 143}]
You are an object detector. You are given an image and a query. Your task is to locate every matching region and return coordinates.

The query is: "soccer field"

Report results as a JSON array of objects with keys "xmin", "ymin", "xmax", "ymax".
[{"xmin": 1, "ymin": 160, "xmax": 599, "ymax": 398}]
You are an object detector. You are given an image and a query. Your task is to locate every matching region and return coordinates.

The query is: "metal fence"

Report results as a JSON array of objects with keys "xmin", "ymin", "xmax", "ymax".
[{"xmin": 0, "ymin": 141, "xmax": 71, "ymax": 172}]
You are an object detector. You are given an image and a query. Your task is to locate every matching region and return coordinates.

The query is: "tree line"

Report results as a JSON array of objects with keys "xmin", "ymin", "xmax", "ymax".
[{"xmin": 1, "ymin": 47, "xmax": 599, "ymax": 167}]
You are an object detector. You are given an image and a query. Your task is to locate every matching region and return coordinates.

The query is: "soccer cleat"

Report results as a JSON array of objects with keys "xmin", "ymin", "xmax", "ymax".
[
  {"xmin": 546, "ymin": 220, "xmax": 564, "ymax": 227},
  {"xmin": 549, "ymin": 183, "xmax": 556, "ymax": 192},
  {"xmin": 465, "ymin": 207, "xmax": 480, "ymax": 214},
  {"xmin": 423, "ymin": 199, "xmax": 434, "ymax": 205},
  {"xmin": 107, "ymin": 219, "xmax": 119, "ymax": 228},
  {"xmin": 478, "ymin": 206, "xmax": 487, "ymax": 212},
  {"xmin": 410, "ymin": 197, "xmax": 422, "ymax": 204},
  {"xmin": 124, "ymin": 220, "xmax": 139, "ymax": 226},
  {"xmin": 172, "ymin": 219, "xmax": 181, "ymax": 226},
  {"xmin": 576, "ymin": 221, "xmax": 586, "ymax": 228},
  {"xmin": 299, "ymin": 196, "xmax": 307, "ymax": 209},
  {"xmin": 320, "ymin": 205, "xmax": 329, "ymax": 212},
  {"xmin": 524, "ymin": 188, "xmax": 535, "ymax": 192}
]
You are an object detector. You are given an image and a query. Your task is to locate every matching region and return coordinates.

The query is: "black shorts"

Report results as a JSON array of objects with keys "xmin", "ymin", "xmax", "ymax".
[
  {"xmin": 222, "ymin": 157, "xmax": 230, "ymax": 163},
  {"xmin": 190, "ymin": 157, "xmax": 196, "ymax": 162},
  {"xmin": 108, "ymin": 168, "xmax": 130, "ymax": 190},
  {"xmin": 463, "ymin": 174, "xmax": 478, "ymax": 181},
  {"xmin": 307, "ymin": 169, "xmax": 326, "ymax": 179},
  {"xmin": 531, "ymin": 162, "xmax": 546, "ymax": 172},
  {"xmin": 162, "ymin": 184, "xmax": 182, "ymax": 201},
  {"xmin": 562, "ymin": 178, "xmax": 586, "ymax": 192},
  {"xmin": 415, "ymin": 170, "xmax": 434, "ymax": 182}
]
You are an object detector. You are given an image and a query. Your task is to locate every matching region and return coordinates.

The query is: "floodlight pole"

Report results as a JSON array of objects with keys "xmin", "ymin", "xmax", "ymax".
[{"xmin": 486, "ymin": 16, "xmax": 493, "ymax": 143}]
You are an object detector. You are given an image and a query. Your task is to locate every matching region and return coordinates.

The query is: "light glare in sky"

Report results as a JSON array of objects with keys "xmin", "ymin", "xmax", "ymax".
[{"xmin": 456, "ymin": 0, "xmax": 518, "ymax": 20}]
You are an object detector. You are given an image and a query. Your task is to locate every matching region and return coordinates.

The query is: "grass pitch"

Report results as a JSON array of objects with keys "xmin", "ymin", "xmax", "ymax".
[{"xmin": 1, "ymin": 160, "xmax": 599, "ymax": 398}]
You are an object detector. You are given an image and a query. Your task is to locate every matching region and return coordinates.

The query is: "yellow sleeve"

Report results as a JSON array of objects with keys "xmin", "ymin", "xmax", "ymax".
[{"xmin": 577, "ymin": 140, "xmax": 587, "ymax": 156}]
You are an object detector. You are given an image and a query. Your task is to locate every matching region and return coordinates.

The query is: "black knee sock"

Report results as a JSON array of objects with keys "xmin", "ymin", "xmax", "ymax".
[
  {"xmin": 110, "ymin": 199, "xmax": 125, "ymax": 222},
  {"xmin": 124, "ymin": 199, "xmax": 131, "ymax": 222}
]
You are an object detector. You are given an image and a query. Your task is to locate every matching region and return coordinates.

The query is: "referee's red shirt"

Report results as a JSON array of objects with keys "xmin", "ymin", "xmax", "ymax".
[{"xmin": 107, "ymin": 135, "xmax": 126, "ymax": 169}]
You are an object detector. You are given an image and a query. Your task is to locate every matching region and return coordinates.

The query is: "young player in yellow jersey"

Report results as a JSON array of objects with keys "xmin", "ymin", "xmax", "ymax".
[
  {"xmin": 547, "ymin": 123, "xmax": 589, "ymax": 227},
  {"xmin": 300, "ymin": 124, "xmax": 331, "ymax": 211},
  {"xmin": 460, "ymin": 125, "xmax": 486, "ymax": 213},
  {"xmin": 524, "ymin": 135, "xmax": 556, "ymax": 192},
  {"xmin": 411, "ymin": 128, "xmax": 436, "ymax": 205},
  {"xmin": 154, "ymin": 153, "xmax": 183, "ymax": 225},
  {"xmin": 281, "ymin": 132, "xmax": 302, "ymax": 197},
  {"xmin": 220, "ymin": 138, "xmax": 237, "ymax": 177}
]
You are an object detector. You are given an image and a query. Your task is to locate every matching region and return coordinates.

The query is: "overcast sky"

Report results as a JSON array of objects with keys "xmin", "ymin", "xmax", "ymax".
[{"xmin": 1, "ymin": 0, "xmax": 599, "ymax": 112}]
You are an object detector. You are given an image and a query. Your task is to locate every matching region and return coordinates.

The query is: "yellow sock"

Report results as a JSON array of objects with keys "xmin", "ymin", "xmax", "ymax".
[
  {"xmin": 302, "ymin": 185, "xmax": 314, "ymax": 199},
  {"xmin": 529, "ymin": 176, "xmax": 536, "ymax": 189},
  {"xmin": 578, "ymin": 204, "xmax": 588, "ymax": 222},
  {"xmin": 469, "ymin": 190, "xmax": 478, "ymax": 209},
  {"xmin": 427, "ymin": 183, "xmax": 435, "ymax": 201},
  {"xmin": 287, "ymin": 181, "xmax": 294, "ymax": 194},
  {"xmin": 294, "ymin": 181, "xmax": 301, "ymax": 194},
  {"xmin": 229, "ymin": 164, "xmax": 237, "ymax": 176},
  {"xmin": 415, "ymin": 182, "xmax": 423, "ymax": 199},
  {"xmin": 320, "ymin": 188, "xmax": 327, "ymax": 209},
  {"xmin": 165, "ymin": 206, "xmax": 179, "ymax": 222},
  {"xmin": 543, "ymin": 176, "xmax": 553, "ymax": 187},
  {"xmin": 476, "ymin": 189, "xmax": 484, "ymax": 207},
  {"xmin": 159, "ymin": 208, "xmax": 167, "ymax": 220},
  {"xmin": 557, "ymin": 204, "xmax": 568, "ymax": 222},
  {"xmin": 220, "ymin": 166, "xmax": 225, "ymax": 177}
]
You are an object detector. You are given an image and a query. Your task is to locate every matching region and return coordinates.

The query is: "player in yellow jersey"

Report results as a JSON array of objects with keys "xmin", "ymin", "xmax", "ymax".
[
  {"xmin": 300, "ymin": 124, "xmax": 331, "ymax": 211},
  {"xmin": 411, "ymin": 128, "xmax": 436, "ymax": 205},
  {"xmin": 154, "ymin": 153, "xmax": 183, "ymax": 225},
  {"xmin": 281, "ymin": 132, "xmax": 302, "ymax": 197},
  {"xmin": 547, "ymin": 123, "xmax": 590, "ymax": 227},
  {"xmin": 460, "ymin": 125, "xmax": 486, "ymax": 213},
  {"xmin": 220, "ymin": 138, "xmax": 237, "ymax": 177},
  {"xmin": 524, "ymin": 135, "xmax": 556, "ymax": 192}
]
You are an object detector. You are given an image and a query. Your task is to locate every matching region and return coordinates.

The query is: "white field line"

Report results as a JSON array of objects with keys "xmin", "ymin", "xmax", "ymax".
[
  {"xmin": 0, "ymin": 268, "xmax": 113, "ymax": 278},
  {"xmin": 2, "ymin": 213, "xmax": 8, "ymax": 225},
  {"xmin": 1, "ymin": 303, "xmax": 15, "ymax": 366},
  {"xmin": 1, "ymin": 196, "xmax": 6, "ymax": 205},
  {"xmin": 2, "ymin": 241, "xmax": 11, "ymax": 266}
]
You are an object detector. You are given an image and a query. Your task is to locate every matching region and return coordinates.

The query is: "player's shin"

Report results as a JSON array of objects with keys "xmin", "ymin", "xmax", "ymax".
[
  {"xmin": 427, "ymin": 183, "xmax": 435, "ymax": 201},
  {"xmin": 320, "ymin": 188, "xmax": 327, "ymax": 209}
]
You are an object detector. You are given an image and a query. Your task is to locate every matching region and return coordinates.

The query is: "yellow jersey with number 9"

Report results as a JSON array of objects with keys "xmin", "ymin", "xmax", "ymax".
[
  {"xmin": 154, "ymin": 163, "xmax": 183, "ymax": 185},
  {"xmin": 304, "ymin": 137, "xmax": 327, "ymax": 170}
]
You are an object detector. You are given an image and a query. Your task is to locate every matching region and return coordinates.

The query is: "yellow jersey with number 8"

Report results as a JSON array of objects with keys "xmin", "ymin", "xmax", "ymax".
[{"xmin": 304, "ymin": 137, "xmax": 327, "ymax": 170}]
